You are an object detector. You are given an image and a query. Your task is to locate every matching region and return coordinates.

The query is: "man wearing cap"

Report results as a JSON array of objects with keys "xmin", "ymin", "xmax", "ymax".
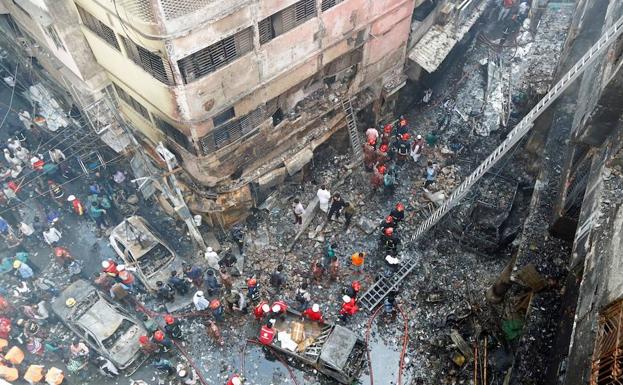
[
  {"xmin": 258, "ymin": 320, "xmax": 276, "ymax": 346},
  {"xmin": 13, "ymin": 260, "xmax": 33, "ymax": 280},
  {"xmin": 52, "ymin": 246, "xmax": 73, "ymax": 268},
  {"xmin": 153, "ymin": 330, "xmax": 173, "ymax": 352},
  {"xmin": 302, "ymin": 304, "xmax": 324, "ymax": 322},
  {"xmin": 339, "ymin": 295, "xmax": 359, "ymax": 322},
  {"xmin": 350, "ymin": 252, "xmax": 365, "ymax": 273},
  {"xmin": 156, "ymin": 281, "xmax": 175, "ymax": 303},
  {"xmin": 270, "ymin": 300, "xmax": 288, "ymax": 321},
  {"xmin": 176, "ymin": 363, "xmax": 198, "ymax": 385},
  {"xmin": 67, "ymin": 195, "xmax": 85, "ymax": 216},
  {"xmin": 253, "ymin": 301, "xmax": 270, "ymax": 321},
  {"xmin": 246, "ymin": 276, "xmax": 259, "ymax": 301},
  {"xmin": 328, "ymin": 193, "xmax": 346, "ymax": 221},
  {"xmin": 365, "ymin": 126, "xmax": 379, "ymax": 148},
  {"xmin": 117, "ymin": 269, "xmax": 136, "ymax": 291},
  {"xmin": 101, "ymin": 260, "xmax": 119, "ymax": 277},
  {"xmin": 411, "ymin": 134, "xmax": 425, "ymax": 162},
  {"xmin": 138, "ymin": 335, "xmax": 158, "ymax": 354},
  {"xmin": 193, "ymin": 291, "xmax": 210, "ymax": 311},
  {"xmin": 164, "ymin": 315, "xmax": 183, "ymax": 340},
  {"xmin": 227, "ymin": 374, "xmax": 244, "ymax": 385},
  {"xmin": 210, "ymin": 299, "xmax": 224, "ymax": 322},
  {"xmin": 204, "ymin": 247, "xmax": 220, "ymax": 271}
]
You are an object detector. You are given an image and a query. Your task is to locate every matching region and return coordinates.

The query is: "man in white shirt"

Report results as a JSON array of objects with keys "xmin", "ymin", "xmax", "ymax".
[
  {"xmin": 43, "ymin": 227, "xmax": 62, "ymax": 245},
  {"xmin": 292, "ymin": 198, "xmax": 305, "ymax": 226},
  {"xmin": 316, "ymin": 185, "xmax": 331, "ymax": 213},
  {"xmin": 204, "ymin": 247, "xmax": 220, "ymax": 271}
]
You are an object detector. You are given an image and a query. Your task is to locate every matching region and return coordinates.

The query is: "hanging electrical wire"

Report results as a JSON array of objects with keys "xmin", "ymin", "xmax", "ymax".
[{"xmin": 0, "ymin": 62, "xmax": 18, "ymax": 131}]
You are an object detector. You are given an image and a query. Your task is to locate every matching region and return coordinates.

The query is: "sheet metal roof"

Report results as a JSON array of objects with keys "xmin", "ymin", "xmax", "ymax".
[{"xmin": 320, "ymin": 325, "xmax": 358, "ymax": 370}]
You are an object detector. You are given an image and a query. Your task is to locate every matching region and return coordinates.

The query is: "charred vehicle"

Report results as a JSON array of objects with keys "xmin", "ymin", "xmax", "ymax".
[
  {"xmin": 51, "ymin": 280, "xmax": 147, "ymax": 370},
  {"xmin": 109, "ymin": 216, "xmax": 182, "ymax": 291},
  {"xmin": 260, "ymin": 309, "xmax": 366, "ymax": 384}
]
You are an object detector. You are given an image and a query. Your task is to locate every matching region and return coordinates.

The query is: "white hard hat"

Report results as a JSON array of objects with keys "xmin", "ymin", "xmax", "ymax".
[
  {"xmin": 232, "ymin": 377, "xmax": 242, "ymax": 385},
  {"xmin": 67, "ymin": 195, "xmax": 76, "ymax": 202},
  {"xmin": 416, "ymin": 135, "xmax": 422, "ymax": 140},
  {"xmin": 272, "ymin": 304, "xmax": 281, "ymax": 313},
  {"xmin": 196, "ymin": 291, "xmax": 204, "ymax": 297},
  {"xmin": 117, "ymin": 264, "xmax": 126, "ymax": 271},
  {"xmin": 101, "ymin": 260, "xmax": 110, "ymax": 268},
  {"xmin": 342, "ymin": 295, "xmax": 351, "ymax": 303},
  {"xmin": 177, "ymin": 369, "xmax": 187, "ymax": 377},
  {"xmin": 312, "ymin": 304, "xmax": 320, "ymax": 312},
  {"xmin": 261, "ymin": 304, "xmax": 270, "ymax": 313},
  {"xmin": 207, "ymin": 247, "xmax": 213, "ymax": 252}
]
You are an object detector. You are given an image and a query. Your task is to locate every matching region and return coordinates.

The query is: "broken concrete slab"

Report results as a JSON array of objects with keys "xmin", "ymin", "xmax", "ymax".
[
  {"xmin": 285, "ymin": 147, "xmax": 314, "ymax": 176},
  {"xmin": 357, "ymin": 217, "xmax": 377, "ymax": 234},
  {"xmin": 287, "ymin": 196, "xmax": 319, "ymax": 251}
]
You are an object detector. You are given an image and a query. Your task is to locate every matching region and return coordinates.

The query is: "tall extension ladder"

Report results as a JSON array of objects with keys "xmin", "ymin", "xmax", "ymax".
[
  {"xmin": 341, "ymin": 97, "xmax": 363, "ymax": 167},
  {"xmin": 358, "ymin": 14, "xmax": 623, "ymax": 311}
]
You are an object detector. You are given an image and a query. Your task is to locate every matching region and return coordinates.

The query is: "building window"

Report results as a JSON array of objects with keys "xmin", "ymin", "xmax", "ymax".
[
  {"xmin": 321, "ymin": 0, "xmax": 345, "ymax": 12},
  {"xmin": 113, "ymin": 83, "xmax": 150, "ymax": 121},
  {"xmin": 177, "ymin": 27, "xmax": 253, "ymax": 84},
  {"xmin": 212, "ymin": 107, "xmax": 235, "ymax": 127},
  {"xmin": 44, "ymin": 25, "xmax": 66, "ymax": 51},
  {"xmin": 76, "ymin": 5, "xmax": 120, "ymax": 51},
  {"xmin": 120, "ymin": 36, "xmax": 174, "ymax": 85},
  {"xmin": 591, "ymin": 299, "xmax": 623, "ymax": 385},
  {"xmin": 153, "ymin": 116, "xmax": 195, "ymax": 155},
  {"xmin": 258, "ymin": 0, "xmax": 316, "ymax": 45},
  {"xmin": 200, "ymin": 106, "xmax": 264, "ymax": 154}
]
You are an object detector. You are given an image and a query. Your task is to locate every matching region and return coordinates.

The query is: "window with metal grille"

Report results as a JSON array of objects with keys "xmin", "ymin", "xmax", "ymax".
[
  {"xmin": 212, "ymin": 107, "xmax": 235, "ymax": 127},
  {"xmin": 200, "ymin": 106, "xmax": 264, "ymax": 154},
  {"xmin": 153, "ymin": 116, "xmax": 196, "ymax": 155},
  {"xmin": 177, "ymin": 27, "xmax": 253, "ymax": 84},
  {"xmin": 76, "ymin": 5, "xmax": 120, "ymax": 51},
  {"xmin": 113, "ymin": 83, "xmax": 150, "ymax": 121},
  {"xmin": 321, "ymin": 0, "xmax": 345, "ymax": 12},
  {"xmin": 258, "ymin": 0, "xmax": 317, "ymax": 45},
  {"xmin": 120, "ymin": 36, "xmax": 174, "ymax": 85},
  {"xmin": 591, "ymin": 299, "xmax": 623, "ymax": 385},
  {"xmin": 44, "ymin": 25, "xmax": 66, "ymax": 51}
]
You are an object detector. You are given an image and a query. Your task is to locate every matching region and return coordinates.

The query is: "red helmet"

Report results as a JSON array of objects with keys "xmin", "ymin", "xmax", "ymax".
[
  {"xmin": 139, "ymin": 335, "xmax": 149, "ymax": 344},
  {"xmin": 396, "ymin": 202, "xmax": 405, "ymax": 211},
  {"xmin": 385, "ymin": 216, "xmax": 393, "ymax": 224},
  {"xmin": 383, "ymin": 124, "xmax": 393, "ymax": 133},
  {"xmin": 164, "ymin": 315, "xmax": 174, "ymax": 325},
  {"xmin": 154, "ymin": 330, "xmax": 165, "ymax": 342},
  {"xmin": 53, "ymin": 247, "xmax": 64, "ymax": 257},
  {"xmin": 377, "ymin": 165, "xmax": 387, "ymax": 174},
  {"xmin": 368, "ymin": 138, "xmax": 375, "ymax": 145},
  {"xmin": 247, "ymin": 278, "xmax": 257, "ymax": 287},
  {"xmin": 352, "ymin": 281, "xmax": 361, "ymax": 291},
  {"xmin": 384, "ymin": 227, "xmax": 394, "ymax": 236},
  {"xmin": 402, "ymin": 133, "xmax": 411, "ymax": 141},
  {"xmin": 209, "ymin": 299, "xmax": 221, "ymax": 309},
  {"xmin": 379, "ymin": 144, "xmax": 389, "ymax": 153}
]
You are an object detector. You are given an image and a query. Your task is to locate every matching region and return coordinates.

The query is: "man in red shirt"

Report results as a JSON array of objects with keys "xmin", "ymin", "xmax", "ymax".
[
  {"xmin": 258, "ymin": 321, "xmax": 275, "ymax": 346},
  {"xmin": 271, "ymin": 300, "xmax": 288, "ymax": 319},
  {"xmin": 253, "ymin": 301, "xmax": 270, "ymax": 321},
  {"xmin": 302, "ymin": 304, "xmax": 323, "ymax": 322},
  {"xmin": 339, "ymin": 295, "xmax": 359, "ymax": 322},
  {"xmin": 101, "ymin": 260, "xmax": 118, "ymax": 277}
]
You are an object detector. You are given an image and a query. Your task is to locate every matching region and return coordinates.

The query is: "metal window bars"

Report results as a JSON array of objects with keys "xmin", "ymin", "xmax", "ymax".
[
  {"xmin": 591, "ymin": 299, "xmax": 623, "ymax": 385},
  {"xmin": 76, "ymin": 5, "xmax": 120, "ymax": 51}
]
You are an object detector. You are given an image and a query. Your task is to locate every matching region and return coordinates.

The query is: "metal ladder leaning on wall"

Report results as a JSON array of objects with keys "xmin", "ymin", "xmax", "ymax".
[
  {"xmin": 357, "ymin": 14, "xmax": 623, "ymax": 311},
  {"xmin": 341, "ymin": 97, "xmax": 364, "ymax": 167}
]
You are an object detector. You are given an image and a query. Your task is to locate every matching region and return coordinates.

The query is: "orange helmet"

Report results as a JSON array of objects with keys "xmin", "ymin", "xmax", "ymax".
[
  {"xmin": 164, "ymin": 315, "xmax": 174, "ymax": 325},
  {"xmin": 139, "ymin": 335, "xmax": 149, "ymax": 344},
  {"xmin": 385, "ymin": 216, "xmax": 393, "ymax": 224},
  {"xmin": 247, "ymin": 278, "xmax": 257, "ymax": 287},
  {"xmin": 368, "ymin": 138, "xmax": 375, "ymax": 145},
  {"xmin": 402, "ymin": 133, "xmax": 411, "ymax": 141},
  {"xmin": 154, "ymin": 330, "xmax": 165, "ymax": 342},
  {"xmin": 209, "ymin": 299, "xmax": 221, "ymax": 309},
  {"xmin": 396, "ymin": 202, "xmax": 405, "ymax": 211},
  {"xmin": 379, "ymin": 144, "xmax": 389, "ymax": 153},
  {"xmin": 377, "ymin": 165, "xmax": 387, "ymax": 174},
  {"xmin": 352, "ymin": 281, "xmax": 361, "ymax": 291},
  {"xmin": 384, "ymin": 227, "xmax": 394, "ymax": 236}
]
